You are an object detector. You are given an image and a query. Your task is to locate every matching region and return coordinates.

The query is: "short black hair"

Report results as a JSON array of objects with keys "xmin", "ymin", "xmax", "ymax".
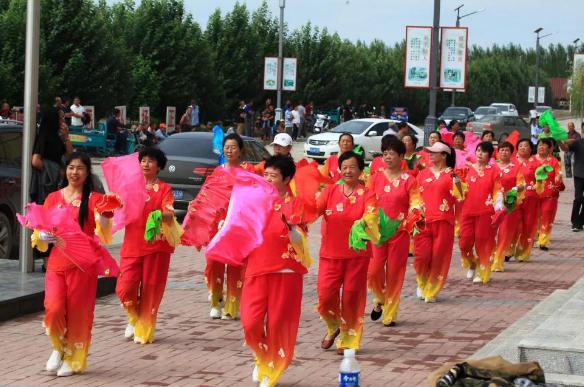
[
  {"xmin": 449, "ymin": 119, "xmax": 459, "ymax": 128},
  {"xmin": 223, "ymin": 132, "xmax": 244, "ymax": 150},
  {"xmin": 537, "ymin": 137, "xmax": 554, "ymax": 149},
  {"xmin": 437, "ymin": 119, "xmax": 447, "ymax": 126},
  {"xmin": 402, "ymin": 134, "xmax": 418, "ymax": 148},
  {"xmin": 381, "ymin": 134, "xmax": 405, "ymax": 155},
  {"xmin": 453, "ymin": 131, "xmax": 466, "ymax": 141},
  {"xmin": 264, "ymin": 155, "xmax": 296, "ymax": 180},
  {"xmin": 139, "ymin": 147, "xmax": 168, "ymax": 170},
  {"xmin": 498, "ymin": 141, "xmax": 514, "ymax": 153},
  {"xmin": 338, "ymin": 150, "xmax": 365, "ymax": 171},
  {"xmin": 398, "ymin": 121, "xmax": 408, "ymax": 129},
  {"xmin": 339, "ymin": 132, "xmax": 354, "ymax": 145},
  {"xmin": 481, "ymin": 130, "xmax": 495, "ymax": 140},
  {"xmin": 429, "ymin": 131, "xmax": 442, "ymax": 140},
  {"xmin": 476, "ymin": 141, "xmax": 495, "ymax": 158},
  {"xmin": 517, "ymin": 138, "xmax": 534, "ymax": 154}
]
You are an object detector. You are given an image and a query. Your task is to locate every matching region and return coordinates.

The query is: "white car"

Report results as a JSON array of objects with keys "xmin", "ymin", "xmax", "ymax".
[
  {"xmin": 474, "ymin": 106, "xmax": 499, "ymax": 120},
  {"xmin": 490, "ymin": 103, "xmax": 519, "ymax": 117},
  {"xmin": 304, "ymin": 118, "xmax": 424, "ymax": 162}
]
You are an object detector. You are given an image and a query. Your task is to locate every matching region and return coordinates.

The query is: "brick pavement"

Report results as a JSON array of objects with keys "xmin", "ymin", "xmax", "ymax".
[{"xmin": 1, "ymin": 183, "xmax": 583, "ymax": 387}]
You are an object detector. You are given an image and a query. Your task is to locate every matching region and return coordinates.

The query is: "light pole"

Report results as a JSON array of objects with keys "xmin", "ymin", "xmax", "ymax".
[
  {"xmin": 534, "ymin": 27, "xmax": 552, "ymax": 108},
  {"xmin": 424, "ymin": 0, "xmax": 441, "ymax": 145},
  {"xmin": 451, "ymin": 4, "xmax": 484, "ymax": 106},
  {"xmin": 275, "ymin": 0, "xmax": 285, "ymax": 122},
  {"xmin": 569, "ymin": 38, "xmax": 580, "ymax": 113}
]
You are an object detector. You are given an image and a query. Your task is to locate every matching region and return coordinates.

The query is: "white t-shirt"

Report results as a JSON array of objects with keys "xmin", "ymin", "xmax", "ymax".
[
  {"xmin": 71, "ymin": 104, "xmax": 85, "ymax": 126},
  {"xmin": 291, "ymin": 110, "xmax": 301, "ymax": 125},
  {"xmin": 297, "ymin": 104, "xmax": 305, "ymax": 118}
]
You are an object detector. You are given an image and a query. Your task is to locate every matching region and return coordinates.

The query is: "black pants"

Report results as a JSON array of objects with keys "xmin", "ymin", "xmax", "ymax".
[
  {"xmin": 572, "ymin": 176, "xmax": 584, "ymax": 227},
  {"xmin": 292, "ymin": 124, "xmax": 299, "ymax": 140}
]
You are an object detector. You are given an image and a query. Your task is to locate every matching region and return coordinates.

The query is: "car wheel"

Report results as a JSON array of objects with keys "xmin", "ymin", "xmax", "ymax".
[{"xmin": 0, "ymin": 212, "xmax": 13, "ymax": 260}]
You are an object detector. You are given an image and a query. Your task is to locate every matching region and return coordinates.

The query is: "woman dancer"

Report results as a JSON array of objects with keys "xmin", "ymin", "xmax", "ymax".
[
  {"xmin": 116, "ymin": 147, "xmax": 182, "ymax": 344},
  {"xmin": 40, "ymin": 152, "xmax": 118, "ymax": 376},
  {"xmin": 321, "ymin": 132, "xmax": 355, "ymax": 181},
  {"xmin": 368, "ymin": 136, "xmax": 422, "ymax": 325},
  {"xmin": 402, "ymin": 134, "xmax": 421, "ymax": 176},
  {"xmin": 316, "ymin": 151, "xmax": 377, "ymax": 354},
  {"xmin": 417, "ymin": 131, "xmax": 441, "ymax": 169},
  {"xmin": 531, "ymin": 138, "xmax": 563, "ymax": 250},
  {"xmin": 205, "ymin": 133, "xmax": 255, "ymax": 320},
  {"xmin": 414, "ymin": 142, "xmax": 463, "ymax": 302},
  {"xmin": 513, "ymin": 139, "xmax": 538, "ymax": 261},
  {"xmin": 459, "ymin": 142, "xmax": 503, "ymax": 284},
  {"xmin": 492, "ymin": 142, "xmax": 525, "ymax": 271}
]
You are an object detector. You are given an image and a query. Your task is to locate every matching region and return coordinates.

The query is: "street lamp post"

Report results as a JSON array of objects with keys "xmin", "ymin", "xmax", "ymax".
[
  {"xmin": 424, "ymin": 0, "xmax": 441, "ymax": 145},
  {"xmin": 451, "ymin": 4, "xmax": 484, "ymax": 106},
  {"xmin": 570, "ymin": 38, "xmax": 580, "ymax": 113},
  {"xmin": 275, "ymin": 0, "xmax": 285, "ymax": 122},
  {"xmin": 534, "ymin": 28, "xmax": 552, "ymax": 109}
]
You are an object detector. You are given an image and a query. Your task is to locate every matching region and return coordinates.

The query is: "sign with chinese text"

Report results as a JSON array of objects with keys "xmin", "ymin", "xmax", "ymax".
[
  {"xmin": 404, "ymin": 26, "xmax": 433, "ymax": 88},
  {"xmin": 282, "ymin": 57, "xmax": 297, "ymax": 91},
  {"xmin": 263, "ymin": 57, "xmax": 278, "ymax": 90},
  {"xmin": 439, "ymin": 27, "xmax": 468, "ymax": 90},
  {"xmin": 139, "ymin": 107, "xmax": 150, "ymax": 125}
]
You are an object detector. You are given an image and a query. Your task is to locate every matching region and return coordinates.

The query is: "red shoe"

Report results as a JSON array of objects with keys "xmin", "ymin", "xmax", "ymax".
[{"xmin": 321, "ymin": 328, "xmax": 340, "ymax": 350}]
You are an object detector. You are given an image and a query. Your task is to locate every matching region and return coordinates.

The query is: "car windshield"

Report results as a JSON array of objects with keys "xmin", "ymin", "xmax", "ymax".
[
  {"xmin": 478, "ymin": 115, "xmax": 501, "ymax": 122},
  {"xmin": 159, "ymin": 136, "xmax": 215, "ymax": 158},
  {"xmin": 331, "ymin": 121, "xmax": 372, "ymax": 134},
  {"xmin": 475, "ymin": 107, "xmax": 495, "ymax": 115},
  {"xmin": 442, "ymin": 108, "xmax": 468, "ymax": 117},
  {"xmin": 491, "ymin": 105, "xmax": 508, "ymax": 112}
]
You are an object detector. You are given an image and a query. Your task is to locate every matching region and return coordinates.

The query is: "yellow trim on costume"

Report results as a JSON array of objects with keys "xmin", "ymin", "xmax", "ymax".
[
  {"xmin": 31, "ymin": 229, "xmax": 48, "ymax": 252},
  {"xmin": 516, "ymin": 170, "xmax": 526, "ymax": 205},
  {"xmin": 451, "ymin": 181, "xmax": 467, "ymax": 201},
  {"xmin": 362, "ymin": 211, "xmax": 381, "ymax": 245},
  {"xmin": 94, "ymin": 212, "xmax": 113, "ymax": 245},
  {"xmin": 289, "ymin": 226, "xmax": 313, "ymax": 269}
]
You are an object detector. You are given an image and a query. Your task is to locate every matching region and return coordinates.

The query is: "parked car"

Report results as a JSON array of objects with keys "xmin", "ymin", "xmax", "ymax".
[
  {"xmin": 157, "ymin": 132, "xmax": 270, "ymax": 215},
  {"xmin": 466, "ymin": 115, "xmax": 531, "ymax": 140},
  {"xmin": 0, "ymin": 120, "xmax": 22, "ymax": 260},
  {"xmin": 474, "ymin": 106, "xmax": 499, "ymax": 120},
  {"xmin": 438, "ymin": 107, "xmax": 475, "ymax": 127},
  {"xmin": 303, "ymin": 118, "xmax": 424, "ymax": 162},
  {"xmin": 490, "ymin": 103, "xmax": 519, "ymax": 117}
]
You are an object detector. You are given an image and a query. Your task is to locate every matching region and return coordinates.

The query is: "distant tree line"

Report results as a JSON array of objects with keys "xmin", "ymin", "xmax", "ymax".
[{"xmin": 0, "ymin": 0, "xmax": 579, "ymax": 123}]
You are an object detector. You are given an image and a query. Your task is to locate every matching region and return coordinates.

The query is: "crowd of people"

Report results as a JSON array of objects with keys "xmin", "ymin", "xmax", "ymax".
[{"xmin": 9, "ymin": 92, "xmax": 584, "ymax": 385}]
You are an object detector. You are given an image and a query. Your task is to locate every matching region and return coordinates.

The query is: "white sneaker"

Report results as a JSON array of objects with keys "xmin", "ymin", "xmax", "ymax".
[
  {"xmin": 210, "ymin": 307, "xmax": 221, "ymax": 319},
  {"xmin": 124, "ymin": 324, "xmax": 134, "ymax": 339},
  {"xmin": 473, "ymin": 276, "xmax": 483, "ymax": 284},
  {"xmin": 56, "ymin": 361, "xmax": 74, "ymax": 377},
  {"xmin": 425, "ymin": 297, "xmax": 436, "ymax": 303},
  {"xmin": 466, "ymin": 269, "xmax": 476, "ymax": 280},
  {"xmin": 260, "ymin": 376, "xmax": 270, "ymax": 387},
  {"xmin": 46, "ymin": 350, "xmax": 63, "ymax": 373},
  {"xmin": 252, "ymin": 365, "xmax": 259, "ymax": 383},
  {"xmin": 133, "ymin": 336, "xmax": 144, "ymax": 344},
  {"xmin": 221, "ymin": 312, "xmax": 233, "ymax": 320},
  {"xmin": 416, "ymin": 287, "xmax": 423, "ymax": 300}
]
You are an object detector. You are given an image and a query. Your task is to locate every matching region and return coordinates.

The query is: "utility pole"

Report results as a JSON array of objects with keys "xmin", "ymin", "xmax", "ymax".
[
  {"xmin": 424, "ymin": 0, "xmax": 441, "ymax": 145},
  {"xmin": 570, "ymin": 38, "xmax": 580, "ymax": 113},
  {"xmin": 275, "ymin": 0, "xmax": 285, "ymax": 122},
  {"xmin": 20, "ymin": 0, "xmax": 40, "ymax": 273}
]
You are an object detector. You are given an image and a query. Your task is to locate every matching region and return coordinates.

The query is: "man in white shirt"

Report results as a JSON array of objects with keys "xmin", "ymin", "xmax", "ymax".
[
  {"xmin": 296, "ymin": 102, "xmax": 306, "ymax": 138},
  {"xmin": 70, "ymin": 96, "xmax": 85, "ymax": 127},
  {"xmin": 291, "ymin": 107, "xmax": 301, "ymax": 141}
]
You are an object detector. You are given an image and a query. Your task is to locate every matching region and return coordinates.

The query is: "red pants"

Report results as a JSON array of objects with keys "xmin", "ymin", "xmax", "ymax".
[
  {"xmin": 44, "ymin": 267, "xmax": 97, "ymax": 373},
  {"xmin": 241, "ymin": 273, "xmax": 303, "ymax": 387},
  {"xmin": 368, "ymin": 230, "xmax": 409, "ymax": 324},
  {"xmin": 514, "ymin": 196, "xmax": 540, "ymax": 261},
  {"xmin": 492, "ymin": 209, "xmax": 522, "ymax": 271},
  {"xmin": 116, "ymin": 252, "xmax": 171, "ymax": 344},
  {"xmin": 459, "ymin": 213, "xmax": 496, "ymax": 283},
  {"xmin": 413, "ymin": 220, "xmax": 454, "ymax": 299},
  {"xmin": 317, "ymin": 257, "xmax": 369, "ymax": 350},
  {"xmin": 204, "ymin": 259, "xmax": 244, "ymax": 317},
  {"xmin": 537, "ymin": 197, "xmax": 558, "ymax": 248}
]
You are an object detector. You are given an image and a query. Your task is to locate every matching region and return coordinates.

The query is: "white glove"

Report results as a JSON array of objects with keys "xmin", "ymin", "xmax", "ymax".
[{"xmin": 38, "ymin": 231, "xmax": 57, "ymax": 243}]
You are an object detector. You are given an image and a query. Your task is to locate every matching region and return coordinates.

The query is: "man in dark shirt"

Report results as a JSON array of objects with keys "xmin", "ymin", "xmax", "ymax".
[
  {"xmin": 61, "ymin": 96, "xmax": 72, "ymax": 127},
  {"xmin": 107, "ymin": 109, "xmax": 126, "ymax": 154},
  {"xmin": 341, "ymin": 99, "xmax": 354, "ymax": 122},
  {"xmin": 560, "ymin": 125, "xmax": 584, "ymax": 231}
]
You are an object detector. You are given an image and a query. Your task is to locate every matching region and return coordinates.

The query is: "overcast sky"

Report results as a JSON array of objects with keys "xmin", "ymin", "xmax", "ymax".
[{"xmin": 174, "ymin": 0, "xmax": 582, "ymax": 49}]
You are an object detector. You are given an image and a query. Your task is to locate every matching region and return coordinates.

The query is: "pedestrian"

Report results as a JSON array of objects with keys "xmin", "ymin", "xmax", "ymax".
[
  {"xmin": 564, "ymin": 121, "xmax": 581, "ymax": 178},
  {"xmin": 315, "ymin": 151, "xmax": 377, "ymax": 354},
  {"xmin": 402, "ymin": 134, "xmax": 421, "ymax": 174},
  {"xmin": 0, "ymin": 101, "xmax": 10, "ymax": 118},
  {"xmin": 204, "ymin": 133, "xmax": 256, "ymax": 320},
  {"xmin": 240, "ymin": 155, "xmax": 311, "ymax": 387},
  {"xmin": 253, "ymin": 132, "xmax": 294, "ymax": 175},
  {"xmin": 116, "ymin": 147, "xmax": 182, "ymax": 344},
  {"xmin": 284, "ymin": 103, "xmax": 293, "ymax": 135},
  {"xmin": 296, "ymin": 101, "xmax": 306, "ymax": 138},
  {"xmin": 417, "ymin": 131, "xmax": 442, "ymax": 169},
  {"xmin": 414, "ymin": 141, "xmax": 462, "ymax": 302},
  {"xmin": 190, "ymin": 99, "xmax": 200, "ymax": 130},
  {"xmin": 179, "ymin": 106, "xmax": 193, "ymax": 132},
  {"xmin": 244, "ymin": 100, "xmax": 254, "ymax": 137},
  {"xmin": 107, "ymin": 109, "xmax": 127, "ymax": 155},
  {"xmin": 531, "ymin": 138, "xmax": 563, "ymax": 250},
  {"xmin": 459, "ymin": 141, "xmax": 503, "ymax": 284},
  {"xmin": 291, "ymin": 106, "xmax": 300, "ymax": 140},
  {"xmin": 396, "ymin": 121, "xmax": 409, "ymax": 139},
  {"xmin": 559, "ymin": 124, "xmax": 584, "ymax": 231},
  {"xmin": 367, "ymin": 136, "xmax": 422, "ymax": 326},
  {"xmin": 341, "ymin": 99, "xmax": 354, "ymax": 123},
  {"xmin": 61, "ymin": 97, "xmax": 73, "ymax": 127},
  {"xmin": 70, "ymin": 96, "xmax": 85, "ymax": 128},
  {"xmin": 261, "ymin": 104, "xmax": 275, "ymax": 141},
  {"xmin": 513, "ymin": 139, "xmax": 539, "ymax": 261},
  {"xmin": 39, "ymin": 152, "xmax": 120, "ymax": 376},
  {"xmin": 531, "ymin": 117, "xmax": 543, "ymax": 145},
  {"xmin": 491, "ymin": 142, "xmax": 525, "ymax": 272},
  {"xmin": 321, "ymin": 132, "xmax": 355, "ymax": 181}
]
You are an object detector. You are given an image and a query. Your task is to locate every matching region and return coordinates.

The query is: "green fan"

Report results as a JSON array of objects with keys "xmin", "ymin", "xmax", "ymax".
[
  {"xmin": 538, "ymin": 111, "xmax": 568, "ymax": 141},
  {"xmin": 535, "ymin": 165, "xmax": 553, "ymax": 182},
  {"xmin": 348, "ymin": 219, "xmax": 370, "ymax": 252},
  {"xmin": 377, "ymin": 209, "xmax": 401, "ymax": 245},
  {"xmin": 504, "ymin": 188, "xmax": 518, "ymax": 212}
]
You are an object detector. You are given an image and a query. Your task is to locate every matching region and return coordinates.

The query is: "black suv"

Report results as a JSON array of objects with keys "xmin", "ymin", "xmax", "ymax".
[
  {"xmin": 0, "ymin": 120, "xmax": 22, "ymax": 259},
  {"xmin": 157, "ymin": 132, "xmax": 270, "ymax": 215}
]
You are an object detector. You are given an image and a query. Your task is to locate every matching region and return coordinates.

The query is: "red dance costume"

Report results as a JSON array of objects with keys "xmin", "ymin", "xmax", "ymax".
[
  {"xmin": 458, "ymin": 164, "xmax": 502, "ymax": 284},
  {"xmin": 367, "ymin": 171, "xmax": 421, "ymax": 324},
  {"xmin": 530, "ymin": 156, "xmax": 563, "ymax": 249},
  {"xmin": 414, "ymin": 168, "xmax": 462, "ymax": 300},
  {"xmin": 492, "ymin": 161, "xmax": 525, "ymax": 271},
  {"xmin": 240, "ymin": 193, "xmax": 311, "ymax": 387},
  {"xmin": 316, "ymin": 183, "xmax": 376, "ymax": 350},
  {"xmin": 514, "ymin": 157, "xmax": 539, "ymax": 261},
  {"xmin": 116, "ymin": 181, "xmax": 177, "ymax": 344},
  {"xmin": 204, "ymin": 162, "xmax": 255, "ymax": 318},
  {"xmin": 43, "ymin": 191, "xmax": 112, "ymax": 373}
]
